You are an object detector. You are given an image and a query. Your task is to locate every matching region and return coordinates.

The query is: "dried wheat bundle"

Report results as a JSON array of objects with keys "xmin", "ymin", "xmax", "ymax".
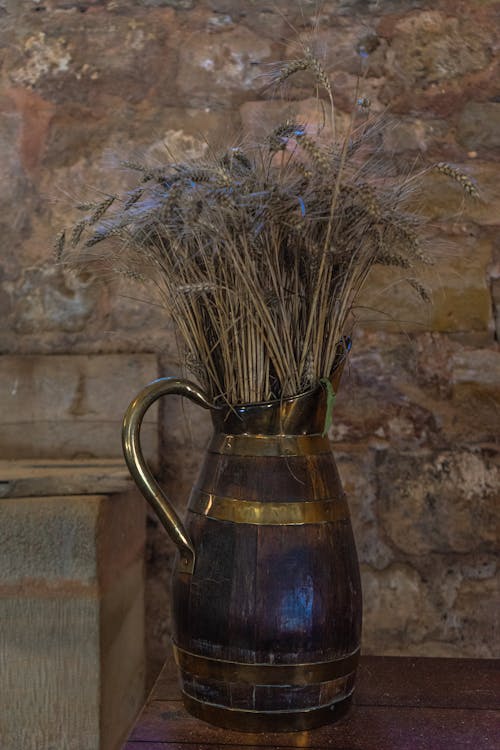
[{"xmin": 59, "ymin": 52, "xmax": 477, "ymax": 405}]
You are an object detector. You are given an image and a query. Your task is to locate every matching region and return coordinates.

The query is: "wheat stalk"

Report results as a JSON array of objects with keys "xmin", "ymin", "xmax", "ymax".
[
  {"xmin": 433, "ymin": 162, "xmax": 479, "ymax": 197},
  {"xmin": 59, "ymin": 51, "xmax": 475, "ymax": 406}
]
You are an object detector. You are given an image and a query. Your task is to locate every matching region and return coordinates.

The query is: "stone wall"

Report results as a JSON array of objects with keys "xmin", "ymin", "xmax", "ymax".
[{"xmin": 1, "ymin": 0, "xmax": 498, "ymax": 687}]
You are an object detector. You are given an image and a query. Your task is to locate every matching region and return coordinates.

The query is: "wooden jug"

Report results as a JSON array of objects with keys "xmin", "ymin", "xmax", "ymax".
[{"xmin": 122, "ymin": 366, "xmax": 362, "ymax": 732}]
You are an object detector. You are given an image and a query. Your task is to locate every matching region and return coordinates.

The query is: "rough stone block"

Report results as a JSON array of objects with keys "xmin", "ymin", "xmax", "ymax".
[
  {"xmin": 0, "ymin": 490, "xmax": 145, "ymax": 750},
  {"xmin": 0, "ymin": 354, "xmax": 158, "ymax": 460},
  {"xmin": 383, "ymin": 10, "xmax": 493, "ymax": 93},
  {"xmin": 362, "ymin": 551, "xmax": 498, "ymax": 658},
  {"xmin": 10, "ymin": 265, "xmax": 102, "ymax": 336},
  {"xmin": 176, "ymin": 26, "xmax": 271, "ymax": 105},
  {"xmin": 382, "ymin": 116, "xmax": 449, "ymax": 154},
  {"xmin": 451, "ymin": 575, "xmax": 499, "ymax": 654},
  {"xmin": 357, "ymin": 235, "xmax": 493, "ymax": 333},
  {"xmin": 451, "ymin": 348, "xmax": 500, "ymax": 404},
  {"xmin": 376, "ymin": 449, "xmax": 499, "ymax": 555},
  {"xmin": 330, "ymin": 334, "xmax": 435, "ymax": 448},
  {"xmin": 458, "ymin": 102, "xmax": 500, "ymax": 150},
  {"xmin": 335, "ymin": 447, "xmax": 394, "ymax": 570},
  {"xmin": 361, "ymin": 562, "xmax": 439, "ymax": 653}
]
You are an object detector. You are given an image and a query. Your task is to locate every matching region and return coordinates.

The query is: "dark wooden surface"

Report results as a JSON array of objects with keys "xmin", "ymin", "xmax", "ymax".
[{"xmin": 123, "ymin": 654, "xmax": 500, "ymax": 750}]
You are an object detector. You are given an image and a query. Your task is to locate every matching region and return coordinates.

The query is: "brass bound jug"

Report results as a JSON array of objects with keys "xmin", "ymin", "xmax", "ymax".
[{"xmin": 122, "ymin": 366, "xmax": 362, "ymax": 732}]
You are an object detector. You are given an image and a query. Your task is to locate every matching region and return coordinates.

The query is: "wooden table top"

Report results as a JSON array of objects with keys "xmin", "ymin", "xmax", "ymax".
[{"xmin": 123, "ymin": 655, "xmax": 499, "ymax": 750}]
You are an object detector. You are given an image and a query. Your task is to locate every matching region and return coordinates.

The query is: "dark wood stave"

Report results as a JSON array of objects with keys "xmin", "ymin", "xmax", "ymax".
[
  {"xmin": 179, "ymin": 670, "xmax": 355, "ymax": 711},
  {"xmin": 193, "ymin": 452, "xmax": 343, "ymax": 503}
]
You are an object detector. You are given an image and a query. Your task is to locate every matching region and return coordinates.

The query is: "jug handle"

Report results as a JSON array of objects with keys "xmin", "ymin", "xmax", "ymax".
[{"xmin": 122, "ymin": 377, "xmax": 214, "ymax": 575}]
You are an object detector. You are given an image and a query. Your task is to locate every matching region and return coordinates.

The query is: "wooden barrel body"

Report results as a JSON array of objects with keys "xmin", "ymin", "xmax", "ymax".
[{"xmin": 171, "ymin": 386, "xmax": 362, "ymax": 731}]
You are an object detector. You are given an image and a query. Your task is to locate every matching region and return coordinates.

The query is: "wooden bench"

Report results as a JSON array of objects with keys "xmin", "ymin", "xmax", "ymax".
[{"xmin": 123, "ymin": 653, "xmax": 500, "ymax": 750}]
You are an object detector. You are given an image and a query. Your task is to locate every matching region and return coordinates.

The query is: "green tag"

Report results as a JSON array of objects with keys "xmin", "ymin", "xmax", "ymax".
[{"xmin": 319, "ymin": 378, "xmax": 336, "ymax": 438}]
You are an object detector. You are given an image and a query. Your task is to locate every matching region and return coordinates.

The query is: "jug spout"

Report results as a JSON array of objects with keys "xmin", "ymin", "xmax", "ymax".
[{"xmin": 212, "ymin": 337, "xmax": 351, "ymax": 437}]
